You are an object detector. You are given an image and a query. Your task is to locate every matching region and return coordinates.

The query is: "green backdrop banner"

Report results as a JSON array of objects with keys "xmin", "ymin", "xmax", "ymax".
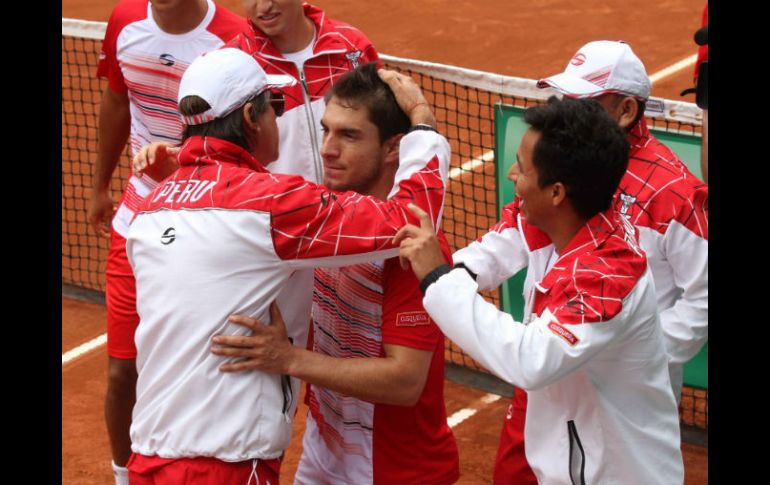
[{"xmin": 493, "ymin": 104, "xmax": 707, "ymax": 389}]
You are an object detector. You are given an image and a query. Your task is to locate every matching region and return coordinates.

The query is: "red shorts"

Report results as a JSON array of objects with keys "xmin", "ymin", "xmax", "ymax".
[
  {"xmin": 127, "ymin": 453, "xmax": 281, "ymax": 485},
  {"xmin": 105, "ymin": 228, "xmax": 139, "ymax": 359}
]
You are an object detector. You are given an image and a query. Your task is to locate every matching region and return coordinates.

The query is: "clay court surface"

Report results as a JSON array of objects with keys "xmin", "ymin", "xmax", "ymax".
[{"xmin": 62, "ymin": 1, "xmax": 708, "ymax": 483}]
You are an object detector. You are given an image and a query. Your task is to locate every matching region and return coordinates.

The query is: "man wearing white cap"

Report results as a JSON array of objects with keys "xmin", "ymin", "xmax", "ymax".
[
  {"xmin": 537, "ymin": 40, "xmax": 708, "ymax": 404},
  {"xmin": 87, "ymin": 2, "xmax": 245, "ymax": 483},
  {"xmin": 124, "ymin": 48, "xmax": 449, "ymax": 484}
]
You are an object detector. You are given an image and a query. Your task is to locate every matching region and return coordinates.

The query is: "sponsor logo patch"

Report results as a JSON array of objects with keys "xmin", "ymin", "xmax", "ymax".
[
  {"xmin": 548, "ymin": 321, "xmax": 579, "ymax": 346},
  {"xmin": 396, "ymin": 311, "xmax": 430, "ymax": 327}
]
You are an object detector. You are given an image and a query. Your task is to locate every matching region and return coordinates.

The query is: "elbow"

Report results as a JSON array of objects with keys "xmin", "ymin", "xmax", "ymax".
[
  {"xmin": 384, "ymin": 377, "xmax": 426, "ymax": 407},
  {"xmin": 501, "ymin": 365, "xmax": 558, "ymax": 392},
  {"xmin": 400, "ymin": 383, "xmax": 424, "ymax": 407},
  {"xmin": 392, "ymin": 391, "xmax": 422, "ymax": 407}
]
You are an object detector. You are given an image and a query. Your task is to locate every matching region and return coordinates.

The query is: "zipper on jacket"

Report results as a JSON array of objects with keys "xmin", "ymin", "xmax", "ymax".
[
  {"xmin": 298, "ymin": 66, "xmax": 324, "ymax": 184},
  {"xmin": 281, "ymin": 374, "xmax": 293, "ymax": 417},
  {"xmin": 281, "ymin": 337, "xmax": 295, "ymax": 419},
  {"xmin": 567, "ymin": 420, "xmax": 586, "ymax": 485}
]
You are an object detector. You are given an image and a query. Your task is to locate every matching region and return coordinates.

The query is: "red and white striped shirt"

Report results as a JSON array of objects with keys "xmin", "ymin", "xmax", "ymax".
[
  {"xmin": 304, "ymin": 234, "xmax": 459, "ymax": 484},
  {"xmin": 97, "ymin": 0, "xmax": 246, "ymax": 237}
]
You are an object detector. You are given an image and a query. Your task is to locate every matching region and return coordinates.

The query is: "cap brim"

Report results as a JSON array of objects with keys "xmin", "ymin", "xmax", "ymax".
[
  {"xmin": 265, "ymin": 74, "xmax": 297, "ymax": 89},
  {"xmin": 536, "ymin": 73, "xmax": 607, "ymax": 98}
]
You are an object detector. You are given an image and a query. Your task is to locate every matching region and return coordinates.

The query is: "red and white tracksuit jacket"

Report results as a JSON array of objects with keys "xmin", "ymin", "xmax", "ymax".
[
  {"xmin": 619, "ymin": 118, "xmax": 708, "ymax": 399},
  {"xmin": 227, "ymin": 3, "xmax": 380, "ymax": 185},
  {"xmin": 125, "ymin": 131, "xmax": 449, "ymax": 461},
  {"xmin": 430, "ymin": 202, "xmax": 684, "ymax": 484}
]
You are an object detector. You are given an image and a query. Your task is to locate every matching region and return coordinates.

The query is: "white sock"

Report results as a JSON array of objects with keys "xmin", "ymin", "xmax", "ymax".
[{"xmin": 111, "ymin": 460, "xmax": 129, "ymax": 485}]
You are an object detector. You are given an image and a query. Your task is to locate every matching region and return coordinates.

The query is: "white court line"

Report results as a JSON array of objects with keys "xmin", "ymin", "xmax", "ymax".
[
  {"xmin": 649, "ymin": 54, "xmax": 698, "ymax": 84},
  {"xmin": 449, "ymin": 150, "xmax": 495, "ymax": 180},
  {"xmin": 447, "ymin": 393, "xmax": 501, "ymax": 428},
  {"xmin": 62, "ymin": 333, "xmax": 107, "ymax": 365}
]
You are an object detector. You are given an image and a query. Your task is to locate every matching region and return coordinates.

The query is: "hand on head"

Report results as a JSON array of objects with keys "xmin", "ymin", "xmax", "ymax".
[{"xmin": 377, "ymin": 69, "xmax": 436, "ymax": 128}]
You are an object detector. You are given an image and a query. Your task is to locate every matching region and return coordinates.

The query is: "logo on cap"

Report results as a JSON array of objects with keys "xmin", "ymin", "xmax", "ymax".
[{"xmin": 570, "ymin": 53, "xmax": 586, "ymax": 66}]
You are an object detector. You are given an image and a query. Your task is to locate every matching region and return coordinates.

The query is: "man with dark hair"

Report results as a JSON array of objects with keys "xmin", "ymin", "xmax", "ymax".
[
  {"xmin": 537, "ymin": 40, "xmax": 709, "ymax": 404},
  {"xmin": 125, "ymin": 48, "xmax": 449, "ymax": 484},
  {"xmin": 232, "ymin": 0, "xmax": 380, "ymax": 183},
  {"xmin": 395, "ymin": 97, "xmax": 684, "ymax": 484},
  {"xmin": 210, "ymin": 62, "xmax": 460, "ymax": 485}
]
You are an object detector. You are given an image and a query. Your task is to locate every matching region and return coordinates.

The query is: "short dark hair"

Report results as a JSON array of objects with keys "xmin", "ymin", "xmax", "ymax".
[
  {"xmin": 325, "ymin": 62, "xmax": 410, "ymax": 143},
  {"xmin": 179, "ymin": 91, "xmax": 271, "ymax": 150},
  {"xmin": 523, "ymin": 96, "xmax": 629, "ymax": 220}
]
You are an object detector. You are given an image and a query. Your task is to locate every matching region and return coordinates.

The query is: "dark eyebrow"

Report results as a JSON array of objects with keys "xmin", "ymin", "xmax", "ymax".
[{"xmin": 340, "ymin": 128, "xmax": 362, "ymax": 137}]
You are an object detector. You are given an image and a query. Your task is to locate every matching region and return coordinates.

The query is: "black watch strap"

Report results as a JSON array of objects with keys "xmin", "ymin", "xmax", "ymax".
[
  {"xmin": 409, "ymin": 123, "xmax": 438, "ymax": 133},
  {"xmin": 419, "ymin": 264, "xmax": 452, "ymax": 295},
  {"xmin": 454, "ymin": 262, "xmax": 478, "ymax": 281}
]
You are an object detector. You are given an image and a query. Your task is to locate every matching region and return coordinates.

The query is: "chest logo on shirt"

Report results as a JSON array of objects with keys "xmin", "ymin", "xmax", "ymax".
[
  {"xmin": 618, "ymin": 193, "xmax": 636, "ymax": 218},
  {"xmin": 617, "ymin": 193, "xmax": 643, "ymax": 254},
  {"xmin": 161, "ymin": 227, "xmax": 176, "ymax": 245},
  {"xmin": 396, "ymin": 311, "xmax": 430, "ymax": 327},
  {"xmin": 159, "ymin": 53, "xmax": 176, "ymax": 66},
  {"xmin": 345, "ymin": 50, "xmax": 363, "ymax": 68}
]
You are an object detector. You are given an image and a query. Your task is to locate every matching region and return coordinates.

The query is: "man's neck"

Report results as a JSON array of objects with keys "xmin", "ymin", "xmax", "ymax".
[
  {"xmin": 542, "ymin": 213, "xmax": 587, "ymax": 255},
  {"xmin": 273, "ymin": 15, "xmax": 316, "ymax": 54},
  {"xmin": 152, "ymin": 0, "xmax": 209, "ymax": 35}
]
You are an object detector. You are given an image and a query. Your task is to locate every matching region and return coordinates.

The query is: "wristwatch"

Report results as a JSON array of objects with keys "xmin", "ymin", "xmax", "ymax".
[
  {"xmin": 419, "ymin": 264, "xmax": 452, "ymax": 294},
  {"xmin": 408, "ymin": 123, "xmax": 438, "ymax": 133}
]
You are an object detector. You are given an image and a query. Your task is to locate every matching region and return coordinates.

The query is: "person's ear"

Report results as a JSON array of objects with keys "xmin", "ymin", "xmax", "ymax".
[
  {"xmin": 616, "ymin": 97, "xmax": 639, "ymax": 130},
  {"xmin": 243, "ymin": 102, "xmax": 260, "ymax": 133},
  {"xmin": 382, "ymin": 133, "xmax": 403, "ymax": 165},
  {"xmin": 551, "ymin": 182, "xmax": 567, "ymax": 207}
]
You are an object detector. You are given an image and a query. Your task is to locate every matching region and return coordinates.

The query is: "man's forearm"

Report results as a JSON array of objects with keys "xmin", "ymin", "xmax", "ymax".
[
  {"xmin": 287, "ymin": 347, "xmax": 429, "ymax": 406},
  {"xmin": 93, "ymin": 87, "xmax": 131, "ymax": 191}
]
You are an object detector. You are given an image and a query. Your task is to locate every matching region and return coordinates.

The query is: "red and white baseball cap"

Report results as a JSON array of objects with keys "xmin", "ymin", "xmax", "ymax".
[
  {"xmin": 178, "ymin": 47, "xmax": 296, "ymax": 125},
  {"xmin": 537, "ymin": 41, "xmax": 651, "ymax": 100}
]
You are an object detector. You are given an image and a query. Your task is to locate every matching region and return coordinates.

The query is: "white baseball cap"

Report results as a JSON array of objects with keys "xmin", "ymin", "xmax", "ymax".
[
  {"xmin": 178, "ymin": 47, "xmax": 296, "ymax": 125},
  {"xmin": 537, "ymin": 41, "xmax": 651, "ymax": 100}
]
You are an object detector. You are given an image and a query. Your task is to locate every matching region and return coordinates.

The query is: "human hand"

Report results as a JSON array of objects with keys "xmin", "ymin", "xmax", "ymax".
[
  {"xmin": 132, "ymin": 142, "xmax": 180, "ymax": 182},
  {"xmin": 377, "ymin": 69, "xmax": 436, "ymax": 128},
  {"xmin": 210, "ymin": 302, "xmax": 295, "ymax": 374},
  {"xmin": 393, "ymin": 203, "xmax": 448, "ymax": 280},
  {"xmin": 87, "ymin": 190, "xmax": 115, "ymax": 237}
]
